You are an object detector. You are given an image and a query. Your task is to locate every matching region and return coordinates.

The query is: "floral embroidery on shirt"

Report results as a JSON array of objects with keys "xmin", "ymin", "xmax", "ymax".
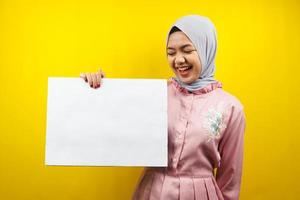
[{"xmin": 202, "ymin": 102, "xmax": 227, "ymax": 143}]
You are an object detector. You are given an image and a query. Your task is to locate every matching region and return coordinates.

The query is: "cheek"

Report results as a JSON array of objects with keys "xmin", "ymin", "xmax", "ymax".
[
  {"xmin": 189, "ymin": 61, "xmax": 201, "ymax": 77},
  {"xmin": 189, "ymin": 55, "xmax": 201, "ymax": 72},
  {"xmin": 192, "ymin": 64, "xmax": 202, "ymax": 77},
  {"xmin": 189, "ymin": 54, "xmax": 200, "ymax": 63},
  {"xmin": 167, "ymin": 57, "xmax": 175, "ymax": 68}
]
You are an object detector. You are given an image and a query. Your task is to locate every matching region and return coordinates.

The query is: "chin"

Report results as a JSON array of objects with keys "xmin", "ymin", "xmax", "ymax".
[{"xmin": 178, "ymin": 77, "xmax": 196, "ymax": 85}]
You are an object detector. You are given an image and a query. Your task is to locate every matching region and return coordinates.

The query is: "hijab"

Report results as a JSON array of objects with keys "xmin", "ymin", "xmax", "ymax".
[{"xmin": 166, "ymin": 15, "xmax": 218, "ymax": 92}]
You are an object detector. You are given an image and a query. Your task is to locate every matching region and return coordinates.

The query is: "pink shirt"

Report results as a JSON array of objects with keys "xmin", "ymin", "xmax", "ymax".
[{"xmin": 132, "ymin": 77, "xmax": 246, "ymax": 200}]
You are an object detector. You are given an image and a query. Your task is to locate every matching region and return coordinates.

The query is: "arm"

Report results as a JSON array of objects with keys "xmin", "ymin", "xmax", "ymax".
[{"xmin": 216, "ymin": 105, "xmax": 246, "ymax": 200}]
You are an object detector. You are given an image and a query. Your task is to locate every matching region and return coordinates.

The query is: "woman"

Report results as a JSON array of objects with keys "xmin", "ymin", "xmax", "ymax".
[{"xmin": 80, "ymin": 15, "xmax": 246, "ymax": 200}]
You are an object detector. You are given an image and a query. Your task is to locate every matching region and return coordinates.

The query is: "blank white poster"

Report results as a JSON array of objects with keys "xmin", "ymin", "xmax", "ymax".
[{"xmin": 45, "ymin": 77, "xmax": 167, "ymax": 166}]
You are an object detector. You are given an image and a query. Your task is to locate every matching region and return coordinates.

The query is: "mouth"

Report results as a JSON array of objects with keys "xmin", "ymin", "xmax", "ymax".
[{"xmin": 175, "ymin": 65, "xmax": 193, "ymax": 75}]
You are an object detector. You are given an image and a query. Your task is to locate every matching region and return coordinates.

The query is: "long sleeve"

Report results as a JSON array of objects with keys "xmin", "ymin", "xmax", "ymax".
[{"xmin": 216, "ymin": 105, "xmax": 246, "ymax": 200}]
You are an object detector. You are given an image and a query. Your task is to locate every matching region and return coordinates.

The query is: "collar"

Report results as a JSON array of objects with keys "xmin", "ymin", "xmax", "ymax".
[{"xmin": 170, "ymin": 77, "xmax": 222, "ymax": 95}]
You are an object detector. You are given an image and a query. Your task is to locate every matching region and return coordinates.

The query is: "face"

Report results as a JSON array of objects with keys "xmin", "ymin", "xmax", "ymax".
[{"xmin": 167, "ymin": 31, "xmax": 202, "ymax": 84}]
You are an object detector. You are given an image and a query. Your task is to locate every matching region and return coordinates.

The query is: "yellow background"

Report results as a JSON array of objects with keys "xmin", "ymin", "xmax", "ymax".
[{"xmin": 0, "ymin": 0, "xmax": 299, "ymax": 199}]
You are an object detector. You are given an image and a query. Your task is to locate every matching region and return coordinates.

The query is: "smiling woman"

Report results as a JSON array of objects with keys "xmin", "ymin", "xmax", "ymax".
[{"xmin": 131, "ymin": 15, "xmax": 246, "ymax": 200}]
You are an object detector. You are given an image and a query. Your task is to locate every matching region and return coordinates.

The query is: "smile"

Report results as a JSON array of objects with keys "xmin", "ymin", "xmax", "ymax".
[{"xmin": 175, "ymin": 65, "xmax": 193, "ymax": 74}]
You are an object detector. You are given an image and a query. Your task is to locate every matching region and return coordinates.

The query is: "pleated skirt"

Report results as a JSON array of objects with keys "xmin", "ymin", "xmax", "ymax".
[{"xmin": 132, "ymin": 169, "xmax": 224, "ymax": 200}]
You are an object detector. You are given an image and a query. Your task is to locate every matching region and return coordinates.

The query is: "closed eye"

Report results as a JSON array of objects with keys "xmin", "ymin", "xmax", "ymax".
[
  {"xmin": 167, "ymin": 50, "xmax": 195, "ymax": 56},
  {"xmin": 185, "ymin": 49, "xmax": 196, "ymax": 53}
]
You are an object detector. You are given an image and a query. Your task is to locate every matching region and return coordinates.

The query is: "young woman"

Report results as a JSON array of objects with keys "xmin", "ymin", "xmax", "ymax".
[{"xmin": 80, "ymin": 15, "xmax": 246, "ymax": 200}]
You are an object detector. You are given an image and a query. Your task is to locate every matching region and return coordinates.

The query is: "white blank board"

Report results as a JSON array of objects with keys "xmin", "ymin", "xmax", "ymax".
[{"xmin": 45, "ymin": 77, "xmax": 167, "ymax": 166}]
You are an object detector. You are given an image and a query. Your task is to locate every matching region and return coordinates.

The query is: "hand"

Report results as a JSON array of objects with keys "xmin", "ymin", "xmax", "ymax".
[{"xmin": 80, "ymin": 68, "xmax": 105, "ymax": 89}]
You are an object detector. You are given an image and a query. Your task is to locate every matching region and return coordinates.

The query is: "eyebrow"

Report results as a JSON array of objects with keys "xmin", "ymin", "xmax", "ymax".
[{"xmin": 167, "ymin": 44, "xmax": 193, "ymax": 50}]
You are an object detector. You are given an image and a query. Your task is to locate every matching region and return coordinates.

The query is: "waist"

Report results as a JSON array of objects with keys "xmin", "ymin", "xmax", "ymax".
[{"xmin": 145, "ymin": 167, "xmax": 215, "ymax": 178}]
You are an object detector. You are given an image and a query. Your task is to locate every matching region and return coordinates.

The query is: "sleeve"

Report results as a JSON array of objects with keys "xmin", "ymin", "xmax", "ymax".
[{"xmin": 216, "ymin": 105, "xmax": 246, "ymax": 200}]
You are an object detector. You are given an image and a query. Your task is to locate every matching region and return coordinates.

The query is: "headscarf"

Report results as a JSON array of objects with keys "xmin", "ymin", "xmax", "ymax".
[{"xmin": 166, "ymin": 15, "xmax": 218, "ymax": 92}]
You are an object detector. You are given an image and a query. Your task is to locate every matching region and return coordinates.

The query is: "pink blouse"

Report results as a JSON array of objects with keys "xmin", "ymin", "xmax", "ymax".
[{"xmin": 132, "ymin": 77, "xmax": 246, "ymax": 200}]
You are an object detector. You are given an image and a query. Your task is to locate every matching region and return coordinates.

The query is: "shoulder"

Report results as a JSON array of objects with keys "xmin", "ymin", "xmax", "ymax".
[
  {"xmin": 215, "ymin": 89, "xmax": 246, "ymax": 136},
  {"xmin": 214, "ymin": 88, "xmax": 244, "ymax": 112}
]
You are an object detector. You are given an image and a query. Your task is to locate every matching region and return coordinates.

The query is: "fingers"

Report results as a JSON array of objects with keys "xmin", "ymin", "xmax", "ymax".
[
  {"xmin": 86, "ymin": 73, "xmax": 93, "ymax": 87},
  {"xmin": 91, "ymin": 73, "xmax": 97, "ymax": 88},
  {"xmin": 97, "ymin": 68, "xmax": 104, "ymax": 87},
  {"xmin": 80, "ymin": 68, "xmax": 105, "ymax": 89},
  {"xmin": 96, "ymin": 72, "xmax": 101, "ymax": 88},
  {"xmin": 100, "ymin": 69, "xmax": 105, "ymax": 78}
]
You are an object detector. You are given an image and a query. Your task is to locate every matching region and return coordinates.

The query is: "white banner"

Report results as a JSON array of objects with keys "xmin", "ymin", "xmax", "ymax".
[{"xmin": 45, "ymin": 77, "xmax": 167, "ymax": 166}]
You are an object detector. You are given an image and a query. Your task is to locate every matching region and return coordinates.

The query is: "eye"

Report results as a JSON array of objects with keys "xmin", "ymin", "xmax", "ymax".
[
  {"xmin": 167, "ymin": 52, "xmax": 175, "ymax": 56},
  {"xmin": 184, "ymin": 49, "xmax": 195, "ymax": 54}
]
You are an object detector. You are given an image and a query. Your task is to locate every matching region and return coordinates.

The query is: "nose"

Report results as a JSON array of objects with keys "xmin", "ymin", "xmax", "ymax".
[{"xmin": 174, "ymin": 55, "xmax": 186, "ymax": 65}]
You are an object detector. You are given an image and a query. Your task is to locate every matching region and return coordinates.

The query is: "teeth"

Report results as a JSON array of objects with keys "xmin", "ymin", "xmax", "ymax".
[{"xmin": 178, "ymin": 66, "xmax": 190, "ymax": 71}]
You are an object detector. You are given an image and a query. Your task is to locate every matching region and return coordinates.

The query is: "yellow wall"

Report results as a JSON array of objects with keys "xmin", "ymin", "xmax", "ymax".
[{"xmin": 0, "ymin": 0, "xmax": 299, "ymax": 199}]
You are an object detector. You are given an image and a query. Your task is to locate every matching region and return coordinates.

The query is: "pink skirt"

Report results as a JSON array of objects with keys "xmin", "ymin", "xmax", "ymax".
[{"xmin": 132, "ymin": 168, "xmax": 224, "ymax": 200}]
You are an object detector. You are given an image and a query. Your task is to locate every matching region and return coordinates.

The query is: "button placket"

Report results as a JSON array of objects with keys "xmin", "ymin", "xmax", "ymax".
[
  {"xmin": 175, "ymin": 121, "xmax": 186, "ymax": 140},
  {"xmin": 172, "ymin": 95, "xmax": 194, "ymax": 168},
  {"xmin": 172, "ymin": 122, "xmax": 187, "ymax": 165},
  {"xmin": 176, "ymin": 105, "xmax": 189, "ymax": 139}
]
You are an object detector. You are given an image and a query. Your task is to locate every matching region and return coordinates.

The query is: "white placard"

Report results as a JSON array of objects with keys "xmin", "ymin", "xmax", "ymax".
[{"xmin": 45, "ymin": 77, "xmax": 167, "ymax": 166}]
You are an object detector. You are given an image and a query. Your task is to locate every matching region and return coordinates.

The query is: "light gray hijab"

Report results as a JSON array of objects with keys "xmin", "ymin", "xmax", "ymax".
[{"xmin": 166, "ymin": 15, "xmax": 218, "ymax": 92}]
